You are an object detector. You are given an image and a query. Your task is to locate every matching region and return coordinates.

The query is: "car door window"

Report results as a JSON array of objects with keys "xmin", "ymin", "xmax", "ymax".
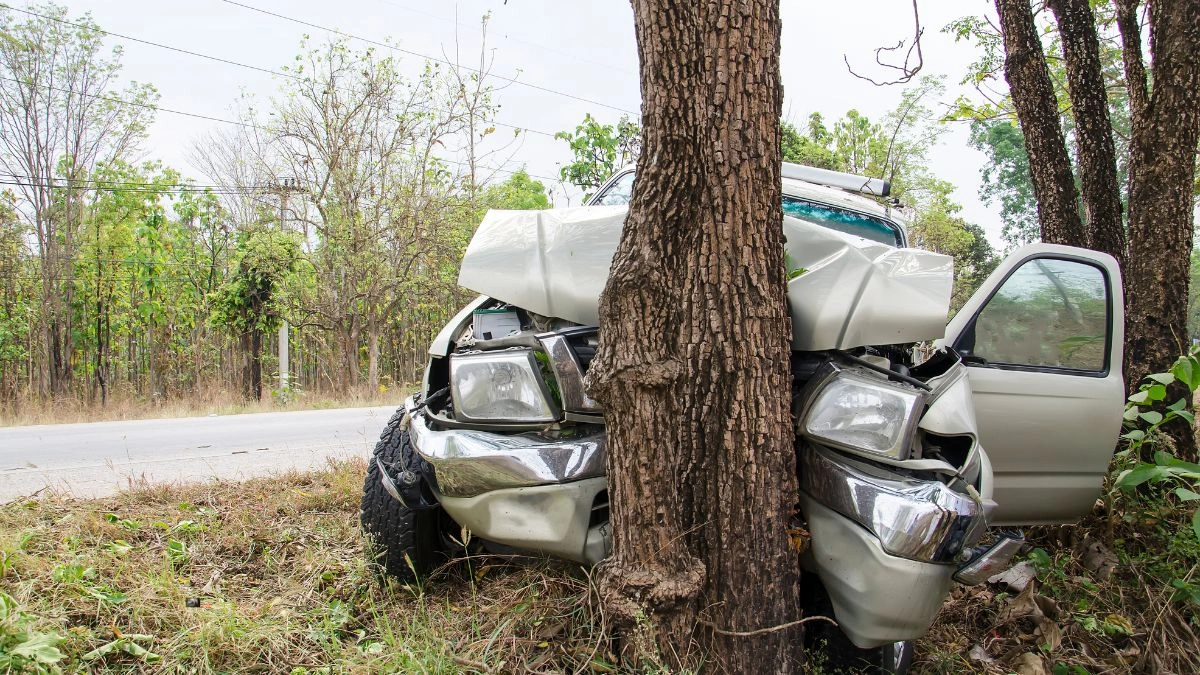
[
  {"xmin": 956, "ymin": 257, "xmax": 1110, "ymax": 372},
  {"xmin": 591, "ymin": 172, "xmax": 635, "ymax": 205}
]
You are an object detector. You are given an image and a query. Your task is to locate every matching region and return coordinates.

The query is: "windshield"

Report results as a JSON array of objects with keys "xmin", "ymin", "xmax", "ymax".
[
  {"xmin": 782, "ymin": 197, "xmax": 902, "ymax": 246},
  {"xmin": 591, "ymin": 171, "xmax": 903, "ymax": 247}
]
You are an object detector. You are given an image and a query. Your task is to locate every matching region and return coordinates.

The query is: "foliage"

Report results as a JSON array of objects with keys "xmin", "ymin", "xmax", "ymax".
[
  {"xmin": 479, "ymin": 169, "xmax": 550, "ymax": 211},
  {"xmin": 781, "ymin": 113, "xmax": 839, "ymax": 170},
  {"xmin": 555, "ymin": 113, "xmax": 641, "ymax": 200},
  {"xmin": 968, "ymin": 120, "xmax": 1040, "ymax": 248},
  {"xmin": 0, "ymin": 15, "xmax": 521, "ymax": 408},
  {"xmin": 0, "ymin": 591, "xmax": 65, "ymax": 672},
  {"xmin": 210, "ymin": 228, "xmax": 300, "ymax": 336},
  {"xmin": 906, "ymin": 177, "xmax": 997, "ymax": 308},
  {"xmin": 1113, "ymin": 346, "xmax": 1200, "ymax": 538},
  {"xmin": 944, "ymin": 5, "xmax": 1134, "ymax": 250}
]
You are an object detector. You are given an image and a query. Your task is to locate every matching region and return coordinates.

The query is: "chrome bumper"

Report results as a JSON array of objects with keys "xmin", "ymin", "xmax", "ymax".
[
  {"xmin": 798, "ymin": 444, "xmax": 986, "ymax": 563},
  {"xmin": 406, "ymin": 402, "xmax": 606, "ymax": 498}
]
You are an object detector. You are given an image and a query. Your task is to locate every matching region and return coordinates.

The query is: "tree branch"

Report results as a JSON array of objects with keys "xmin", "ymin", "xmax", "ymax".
[{"xmin": 844, "ymin": 0, "xmax": 924, "ymax": 85}]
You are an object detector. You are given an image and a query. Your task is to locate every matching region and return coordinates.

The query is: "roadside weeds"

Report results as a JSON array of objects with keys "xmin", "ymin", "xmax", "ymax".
[{"xmin": 3, "ymin": 459, "xmax": 1198, "ymax": 673}]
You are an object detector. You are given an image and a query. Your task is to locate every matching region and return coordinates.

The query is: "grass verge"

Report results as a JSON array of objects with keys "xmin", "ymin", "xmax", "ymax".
[
  {"xmin": 4, "ymin": 458, "xmax": 1198, "ymax": 673},
  {"xmin": 0, "ymin": 458, "xmax": 611, "ymax": 673},
  {"xmin": 0, "ymin": 389, "xmax": 407, "ymax": 427}
]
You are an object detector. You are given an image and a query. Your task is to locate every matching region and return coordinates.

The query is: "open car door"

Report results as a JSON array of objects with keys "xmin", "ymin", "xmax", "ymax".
[{"xmin": 943, "ymin": 243, "xmax": 1125, "ymax": 525}]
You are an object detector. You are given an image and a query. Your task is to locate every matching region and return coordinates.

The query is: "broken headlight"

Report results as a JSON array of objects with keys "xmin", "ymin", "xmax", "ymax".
[
  {"xmin": 449, "ymin": 350, "xmax": 559, "ymax": 423},
  {"xmin": 799, "ymin": 365, "xmax": 926, "ymax": 461}
]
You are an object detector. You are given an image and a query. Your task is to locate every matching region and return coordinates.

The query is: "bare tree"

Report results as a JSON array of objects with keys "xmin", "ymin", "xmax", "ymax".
[
  {"xmin": 270, "ymin": 38, "xmax": 485, "ymax": 393},
  {"xmin": 586, "ymin": 0, "xmax": 803, "ymax": 670}
]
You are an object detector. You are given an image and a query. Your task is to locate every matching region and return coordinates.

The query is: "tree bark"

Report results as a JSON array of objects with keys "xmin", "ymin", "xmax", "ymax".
[
  {"xmin": 586, "ymin": 1, "xmax": 802, "ymax": 671},
  {"xmin": 995, "ymin": 0, "xmax": 1088, "ymax": 246},
  {"xmin": 1047, "ymin": 0, "xmax": 1126, "ymax": 266},
  {"xmin": 1113, "ymin": 0, "xmax": 1149, "ymax": 127},
  {"xmin": 1123, "ymin": 0, "xmax": 1200, "ymax": 460}
]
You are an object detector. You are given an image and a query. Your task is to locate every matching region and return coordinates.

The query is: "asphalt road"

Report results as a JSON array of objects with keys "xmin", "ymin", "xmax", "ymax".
[{"xmin": 0, "ymin": 405, "xmax": 399, "ymax": 502}]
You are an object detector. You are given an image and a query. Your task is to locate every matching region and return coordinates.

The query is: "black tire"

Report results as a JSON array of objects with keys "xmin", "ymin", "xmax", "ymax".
[
  {"xmin": 802, "ymin": 574, "xmax": 913, "ymax": 674},
  {"xmin": 359, "ymin": 411, "xmax": 447, "ymax": 582}
]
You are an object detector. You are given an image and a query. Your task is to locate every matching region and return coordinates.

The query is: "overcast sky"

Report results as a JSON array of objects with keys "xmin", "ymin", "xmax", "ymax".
[{"xmin": 55, "ymin": 0, "xmax": 1004, "ymax": 245}]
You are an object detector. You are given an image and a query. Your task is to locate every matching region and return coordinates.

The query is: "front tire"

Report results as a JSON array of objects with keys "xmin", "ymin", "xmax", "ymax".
[{"xmin": 359, "ymin": 411, "xmax": 446, "ymax": 582}]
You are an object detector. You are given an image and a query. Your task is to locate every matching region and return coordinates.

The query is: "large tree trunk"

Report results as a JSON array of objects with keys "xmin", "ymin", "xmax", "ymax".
[
  {"xmin": 995, "ymin": 0, "xmax": 1088, "ymax": 246},
  {"xmin": 586, "ymin": 1, "xmax": 802, "ymax": 671},
  {"xmin": 1047, "ymin": 0, "xmax": 1126, "ymax": 266},
  {"xmin": 1123, "ymin": 0, "xmax": 1200, "ymax": 460}
]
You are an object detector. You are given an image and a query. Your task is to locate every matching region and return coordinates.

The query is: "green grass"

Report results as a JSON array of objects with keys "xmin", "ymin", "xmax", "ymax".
[
  {"xmin": 0, "ymin": 459, "xmax": 610, "ymax": 673},
  {"xmin": 4, "ymin": 458, "xmax": 1198, "ymax": 673}
]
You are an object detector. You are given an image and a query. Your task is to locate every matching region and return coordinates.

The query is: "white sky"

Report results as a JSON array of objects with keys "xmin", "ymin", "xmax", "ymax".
[{"xmin": 55, "ymin": 0, "xmax": 1004, "ymax": 245}]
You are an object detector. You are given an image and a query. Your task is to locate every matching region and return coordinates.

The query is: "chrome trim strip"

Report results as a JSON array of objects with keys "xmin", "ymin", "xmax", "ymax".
[
  {"xmin": 408, "ymin": 411, "xmax": 606, "ymax": 498},
  {"xmin": 539, "ymin": 334, "xmax": 602, "ymax": 413},
  {"xmin": 798, "ymin": 444, "xmax": 986, "ymax": 563}
]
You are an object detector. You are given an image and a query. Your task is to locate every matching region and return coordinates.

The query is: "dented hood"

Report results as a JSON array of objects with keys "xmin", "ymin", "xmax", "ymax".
[{"xmin": 457, "ymin": 206, "xmax": 953, "ymax": 350}]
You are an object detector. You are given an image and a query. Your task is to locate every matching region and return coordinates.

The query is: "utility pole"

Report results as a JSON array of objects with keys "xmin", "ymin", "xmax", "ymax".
[{"xmin": 275, "ymin": 177, "xmax": 302, "ymax": 396}]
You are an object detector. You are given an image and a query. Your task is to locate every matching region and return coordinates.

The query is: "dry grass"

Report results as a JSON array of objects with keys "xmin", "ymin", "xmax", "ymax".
[
  {"xmin": 5, "ymin": 458, "xmax": 1198, "ymax": 673},
  {"xmin": 914, "ymin": 493, "xmax": 1200, "ymax": 675},
  {"xmin": 0, "ymin": 458, "xmax": 613, "ymax": 673},
  {"xmin": 0, "ymin": 387, "xmax": 405, "ymax": 427}
]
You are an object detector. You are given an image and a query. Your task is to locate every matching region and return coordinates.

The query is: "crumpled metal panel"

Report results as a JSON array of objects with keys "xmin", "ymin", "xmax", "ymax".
[{"xmin": 457, "ymin": 206, "xmax": 953, "ymax": 350}]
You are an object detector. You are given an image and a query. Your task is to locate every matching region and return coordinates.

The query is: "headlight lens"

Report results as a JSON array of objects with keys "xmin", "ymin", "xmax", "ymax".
[
  {"xmin": 450, "ymin": 350, "xmax": 558, "ymax": 423},
  {"xmin": 801, "ymin": 368, "xmax": 925, "ymax": 460}
]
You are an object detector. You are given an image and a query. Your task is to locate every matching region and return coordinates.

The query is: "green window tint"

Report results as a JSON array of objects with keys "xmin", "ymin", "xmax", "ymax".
[
  {"xmin": 968, "ymin": 258, "xmax": 1109, "ymax": 371},
  {"xmin": 782, "ymin": 197, "xmax": 902, "ymax": 246}
]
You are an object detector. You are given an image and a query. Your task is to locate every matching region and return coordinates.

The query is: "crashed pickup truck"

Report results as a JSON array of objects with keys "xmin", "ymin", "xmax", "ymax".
[{"xmin": 360, "ymin": 163, "xmax": 1124, "ymax": 672}]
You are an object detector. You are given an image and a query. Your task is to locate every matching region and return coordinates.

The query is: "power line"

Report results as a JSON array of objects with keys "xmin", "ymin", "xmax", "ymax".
[
  {"xmin": 215, "ymin": 0, "xmax": 640, "ymax": 117},
  {"xmin": 0, "ymin": 173, "xmax": 269, "ymax": 192},
  {"xmin": 0, "ymin": 3, "xmax": 561, "ymax": 140},
  {"xmin": 0, "ymin": 72, "xmax": 561, "ymax": 184},
  {"xmin": 0, "ymin": 178, "xmax": 257, "ymax": 196},
  {"xmin": 371, "ymin": 0, "xmax": 638, "ymax": 77},
  {"xmin": 0, "ymin": 72, "xmax": 263, "ymax": 131}
]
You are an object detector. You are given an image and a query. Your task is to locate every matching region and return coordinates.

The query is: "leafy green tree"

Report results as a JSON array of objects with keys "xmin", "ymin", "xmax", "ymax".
[
  {"xmin": 781, "ymin": 113, "xmax": 839, "ymax": 169},
  {"xmin": 210, "ymin": 228, "xmax": 300, "ymax": 400},
  {"xmin": 480, "ymin": 169, "xmax": 550, "ymax": 211},
  {"xmin": 969, "ymin": 120, "xmax": 1039, "ymax": 248},
  {"xmin": 907, "ymin": 178, "xmax": 998, "ymax": 308},
  {"xmin": 0, "ymin": 192, "xmax": 32, "ymax": 403},
  {"xmin": 0, "ymin": 3, "xmax": 157, "ymax": 397},
  {"xmin": 74, "ymin": 161, "xmax": 185, "ymax": 403},
  {"xmin": 555, "ymin": 113, "xmax": 641, "ymax": 200}
]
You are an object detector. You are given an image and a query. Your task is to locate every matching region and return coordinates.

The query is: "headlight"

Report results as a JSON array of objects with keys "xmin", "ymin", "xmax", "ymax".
[
  {"xmin": 800, "ymin": 365, "xmax": 925, "ymax": 460},
  {"xmin": 450, "ymin": 350, "xmax": 559, "ymax": 423}
]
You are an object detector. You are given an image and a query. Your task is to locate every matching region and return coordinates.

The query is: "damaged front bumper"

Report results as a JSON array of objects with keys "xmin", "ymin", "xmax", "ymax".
[
  {"xmin": 406, "ymin": 402, "xmax": 606, "ymax": 498},
  {"xmin": 378, "ymin": 399, "xmax": 1016, "ymax": 640},
  {"xmin": 401, "ymin": 398, "xmax": 610, "ymax": 564}
]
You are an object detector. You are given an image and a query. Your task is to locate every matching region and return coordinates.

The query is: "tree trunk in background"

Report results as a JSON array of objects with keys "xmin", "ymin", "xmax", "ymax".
[
  {"xmin": 585, "ymin": 1, "xmax": 802, "ymax": 671},
  {"xmin": 995, "ymin": 0, "xmax": 1088, "ymax": 246},
  {"xmin": 367, "ymin": 329, "xmax": 380, "ymax": 393},
  {"xmin": 1122, "ymin": 0, "xmax": 1200, "ymax": 460},
  {"xmin": 1113, "ymin": 0, "xmax": 1148, "ymax": 124},
  {"xmin": 1047, "ymin": 0, "xmax": 1126, "ymax": 266}
]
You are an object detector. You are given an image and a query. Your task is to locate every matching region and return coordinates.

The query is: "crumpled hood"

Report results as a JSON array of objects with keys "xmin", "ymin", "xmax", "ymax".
[{"xmin": 457, "ymin": 206, "xmax": 953, "ymax": 350}]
